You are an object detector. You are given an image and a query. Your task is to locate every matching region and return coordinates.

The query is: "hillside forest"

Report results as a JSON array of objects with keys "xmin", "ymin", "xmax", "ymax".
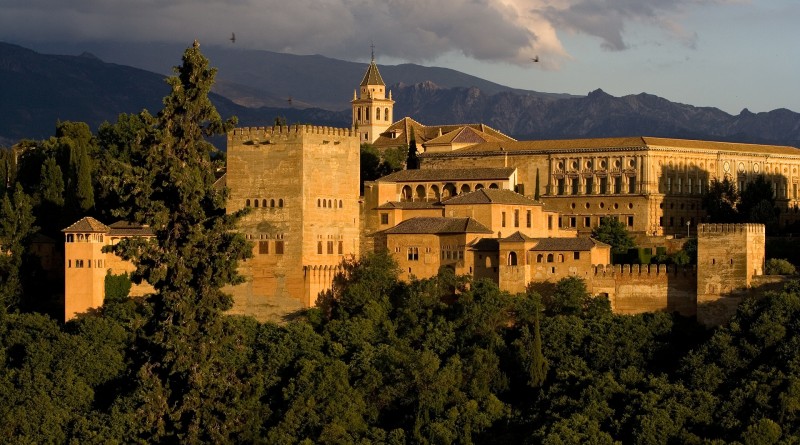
[{"xmin": 1, "ymin": 43, "xmax": 800, "ymax": 444}]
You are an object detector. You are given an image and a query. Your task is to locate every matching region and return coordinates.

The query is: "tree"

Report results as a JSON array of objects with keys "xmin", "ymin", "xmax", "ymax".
[
  {"xmin": 591, "ymin": 216, "xmax": 635, "ymax": 255},
  {"xmin": 534, "ymin": 168, "xmax": 540, "ymax": 201},
  {"xmin": 38, "ymin": 157, "xmax": 64, "ymax": 207},
  {"xmin": 740, "ymin": 176, "xmax": 779, "ymax": 232},
  {"xmin": 513, "ymin": 290, "xmax": 548, "ymax": 388},
  {"xmin": 406, "ymin": 136, "xmax": 420, "ymax": 170},
  {"xmin": 107, "ymin": 41, "xmax": 253, "ymax": 442},
  {"xmin": 765, "ymin": 258, "xmax": 796, "ymax": 275},
  {"xmin": 543, "ymin": 276, "xmax": 590, "ymax": 316},
  {"xmin": 702, "ymin": 177, "xmax": 739, "ymax": 223},
  {"xmin": 0, "ymin": 184, "xmax": 36, "ymax": 313}
]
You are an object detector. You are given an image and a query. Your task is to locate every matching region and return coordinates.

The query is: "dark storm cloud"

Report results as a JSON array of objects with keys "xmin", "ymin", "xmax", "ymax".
[{"xmin": 0, "ymin": 0, "xmax": 724, "ymax": 62}]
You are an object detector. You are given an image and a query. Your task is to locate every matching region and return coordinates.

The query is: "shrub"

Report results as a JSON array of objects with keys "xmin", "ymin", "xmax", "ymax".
[{"xmin": 765, "ymin": 258, "xmax": 796, "ymax": 275}]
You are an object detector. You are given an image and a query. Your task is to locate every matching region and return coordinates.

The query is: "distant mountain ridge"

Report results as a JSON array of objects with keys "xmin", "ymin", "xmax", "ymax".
[{"xmin": 1, "ymin": 41, "xmax": 799, "ymax": 147}]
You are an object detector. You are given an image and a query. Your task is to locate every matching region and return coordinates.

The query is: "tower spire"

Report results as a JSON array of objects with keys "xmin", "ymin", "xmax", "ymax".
[{"xmin": 370, "ymin": 42, "xmax": 375, "ymax": 62}]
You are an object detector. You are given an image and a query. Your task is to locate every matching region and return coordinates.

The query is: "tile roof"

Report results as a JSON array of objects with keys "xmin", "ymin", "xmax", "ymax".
[
  {"xmin": 529, "ymin": 237, "xmax": 609, "ymax": 251},
  {"xmin": 377, "ymin": 167, "xmax": 516, "ymax": 183},
  {"xmin": 420, "ymin": 136, "xmax": 800, "ymax": 157},
  {"xmin": 371, "ymin": 117, "xmax": 515, "ymax": 149},
  {"xmin": 443, "ymin": 188, "xmax": 538, "ymax": 206},
  {"xmin": 375, "ymin": 201, "xmax": 444, "ymax": 210},
  {"xmin": 62, "ymin": 217, "xmax": 110, "ymax": 233},
  {"xmin": 360, "ymin": 61, "xmax": 385, "ymax": 86},
  {"xmin": 500, "ymin": 231, "xmax": 534, "ymax": 242},
  {"xmin": 469, "ymin": 237, "xmax": 499, "ymax": 251},
  {"xmin": 384, "ymin": 217, "xmax": 493, "ymax": 235},
  {"xmin": 424, "ymin": 126, "xmax": 507, "ymax": 146},
  {"xmin": 108, "ymin": 221, "xmax": 155, "ymax": 237}
]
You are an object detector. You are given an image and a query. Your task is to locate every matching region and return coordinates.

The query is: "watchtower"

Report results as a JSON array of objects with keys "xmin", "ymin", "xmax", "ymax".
[{"xmin": 351, "ymin": 51, "xmax": 394, "ymax": 144}]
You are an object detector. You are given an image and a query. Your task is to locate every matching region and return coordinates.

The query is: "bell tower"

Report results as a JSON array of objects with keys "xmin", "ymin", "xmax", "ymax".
[{"xmin": 351, "ymin": 47, "xmax": 394, "ymax": 144}]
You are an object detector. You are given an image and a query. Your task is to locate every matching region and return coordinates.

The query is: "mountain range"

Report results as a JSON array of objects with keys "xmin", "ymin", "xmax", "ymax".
[{"xmin": 1, "ymin": 41, "xmax": 799, "ymax": 147}]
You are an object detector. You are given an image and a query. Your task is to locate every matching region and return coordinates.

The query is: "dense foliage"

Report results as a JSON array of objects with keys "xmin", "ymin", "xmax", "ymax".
[{"xmin": 1, "ymin": 44, "xmax": 800, "ymax": 443}]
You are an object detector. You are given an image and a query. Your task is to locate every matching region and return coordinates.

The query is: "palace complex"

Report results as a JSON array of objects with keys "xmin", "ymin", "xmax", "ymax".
[{"xmin": 63, "ymin": 58, "xmax": 798, "ymax": 325}]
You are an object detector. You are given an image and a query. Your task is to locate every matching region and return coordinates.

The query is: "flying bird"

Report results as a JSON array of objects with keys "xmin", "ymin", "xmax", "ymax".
[
  {"xmin": 287, "ymin": 96, "xmax": 293, "ymax": 106},
  {"xmin": 531, "ymin": 56, "xmax": 539, "ymax": 63},
  {"xmin": 230, "ymin": 33, "xmax": 236, "ymax": 44}
]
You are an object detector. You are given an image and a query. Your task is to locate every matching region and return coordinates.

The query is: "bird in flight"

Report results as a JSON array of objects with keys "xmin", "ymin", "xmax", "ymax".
[
  {"xmin": 230, "ymin": 33, "xmax": 236, "ymax": 44},
  {"xmin": 287, "ymin": 96, "xmax": 293, "ymax": 106},
  {"xmin": 531, "ymin": 56, "xmax": 539, "ymax": 63}
]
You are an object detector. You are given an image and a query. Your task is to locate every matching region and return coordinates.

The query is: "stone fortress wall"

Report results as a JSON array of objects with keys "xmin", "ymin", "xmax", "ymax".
[{"xmin": 224, "ymin": 124, "xmax": 360, "ymax": 322}]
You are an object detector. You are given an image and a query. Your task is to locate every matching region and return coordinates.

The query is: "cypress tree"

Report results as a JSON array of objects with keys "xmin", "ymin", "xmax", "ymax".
[
  {"xmin": 529, "ymin": 299, "xmax": 548, "ymax": 387},
  {"xmin": 39, "ymin": 157, "xmax": 65, "ymax": 207},
  {"xmin": 0, "ymin": 184, "xmax": 36, "ymax": 313},
  {"xmin": 534, "ymin": 168, "xmax": 540, "ymax": 201},
  {"xmin": 108, "ymin": 41, "xmax": 253, "ymax": 442},
  {"xmin": 407, "ymin": 136, "xmax": 420, "ymax": 170}
]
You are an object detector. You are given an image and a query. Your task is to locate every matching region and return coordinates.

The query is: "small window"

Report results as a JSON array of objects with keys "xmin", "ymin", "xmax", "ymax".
[
  {"xmin": 317, "ymin": 241, "xmax": 323, "ymax": 254},
  {"xmin": 570, "ymin": 217, "xmax": 576, "ymax": 228},
  {"xmin": 508, "ymin": 252, "xmax": 518, "ymax": 266},
  {"xmin": 628, "ymin": 216, "xmax": 634, "ymax": 227},
  {"xmin": 584, "ymin": 217, "xmax": 591, "ymax": 228},
  {"xmin": 558, "ymin": 254, "xmax": 564, "ymax": 263},
  {"xmin": 245, "ymin": 199, "xmax": 251, "ymax": 207},
  {"xmin": 338, "ymin": 241, "xmax": 344, "ymax": 255},
  {"xmin": 270, "ymin": 199, "xmax": 275, "ymax": 208},
  {"xmin": 254, "ymin": 200, "xmax": 259, "ymax": 208},
  {"xmin": 548, "ymin": 216, "xmax": 553, "ymax": 230},
  {"xmin": 502, "ymin": 212, "xmax": 506, "ymax": 227},
  {"xmin": 279, "ymin": 199, "xmax": 284, "ymax": 208},
  {"xmin": 380, "ymin": 213, "xmax": 389, "ymax": 225},
  {"xmin": 275, "ymin": 241, "xmax": 284, "ymax": 254},
  {"xmin": 262, "ymin": 199, "xmax": 267, "ymax": 207},
  {"xmin": 547, "ymin": 254, "xmax": 554, "ymax": 263},
  {"xmin": 527, "ymin": 210, "xmax": 532, "ymax": 228},
  {"xmin": 339, "ymin": 200, "xmax": 343, "ymax": 208},
  {"xmin": 259, "ymin": 241, "xmax": 269, "ymax": 254},
  {"xmin": 514, "ymin": 209, "xmax": 520, "ymax": 228},
  {"xmin": 537, "ymin": 254, "xmax": 543, "ymax": 263},
  {"xmin": 574, "ymin": 251, "xmax": 580, "ymax": 260},
  {"xmin": 407, "ymin": 247, "xmax": 419, "ymax": 261},
  {"xmin": 323, "ymin": 200, "xmax": 327, "ymax": 208},
  {"xmin": 327, "ymin": 241, "xmax": 334, "ymax": 254},
  {"xmin": 68, "ymin": 259, "xmax": 72, "ymax": 268}
]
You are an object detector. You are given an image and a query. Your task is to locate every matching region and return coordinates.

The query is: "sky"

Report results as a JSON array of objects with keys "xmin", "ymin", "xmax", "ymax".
[{"xmin": 1, "ymin": 0, "xmax": 798, "ymax": 114}]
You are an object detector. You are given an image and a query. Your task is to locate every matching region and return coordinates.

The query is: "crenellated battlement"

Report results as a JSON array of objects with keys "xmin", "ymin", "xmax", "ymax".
[
  {"xmin": 593, "ymin": 263, "xmax": 696, "ymax": 277},
  {"xmin": 697, "ymin": 223, "xmax": 765, "ymax": 235},
  {"xmin": 228, "ymin": 125, "xmax": 356, "ymax": 144}
]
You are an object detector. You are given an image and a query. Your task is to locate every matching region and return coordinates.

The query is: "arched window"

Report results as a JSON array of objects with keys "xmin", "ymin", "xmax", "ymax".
[
  {"xmin": 357, "ymin": 108, "xmax": 361, "ymax": 121},
  {"xmin": 270, "ymin": 199, "xmax": 275, "ymax": 208},
  {"xmin": 317, "ymin": 241, "xmax": 323, "ymax": 254},
  {"xmin": 485, "ymin": 256, "xmax": 493, "ymax": 268},
  {"xmin": 416, "ymin": 185, "xmax": 426, "ymax": 200},
  {"xmin": 443, "ymin": 183, "xmax": 456, "ymax": 198},
  {"xmin": 475, "ymin": 184, "xmax": 484, "ymax": 190},
  {"xmin": 338, "ymin": 200, "xmax": 343, "ymax": 208},
  {"xmin": 366, "ymin": 107, "xmax": 370, "ymax": 121},
  {"xmin": 489, "ymin": 183, "xmax": 499, "ymax": 189},
  {"xmin": 460, "ymin": 184, "xmax": 471, "ymax": 194},
  {"xmin": 384, "ymin": 107, "xmax": 389, "ymax": 121},
  {"xmin": 254, "ymin": 200, "xmax": 259, "ymax": 208},
  {"xmin": 245, "ymin": 199, "xmax": 251, "ymax": 207},
  {"xmin": 558, "ymin": 254, "xmax": 564, "ymax": 262},
  {"xmin": 508, "ymin": 252, "xmax": 518, "ymax": 266},
  {"xmin": 537, "ymin": 254, "xmax": 543, "ymax": 263},
  {"xmin": 279, "ymin": 199, "xmax": 284, "ymax": 208},
  {"xmin": 262, "ymin": 199, "xmax": 267, "ymax": 207},
  {"xmin": 430, "ymin": 185, "xmax": 441, "ymax": 201},
  {"xmin": 547, "ymin": 253, "xmax": 554, "ymax": 263},
  {"xmin": 66, "ymin": 234, "xmax": 74, "ymax": 242},
  {"xmin": 401, "ymin": 185, "xmax": 413, "ymax": 201},
  {"xmin": 328, "ymin": 199, "xmax": 333, "ymax": 208},
  {"xmin": 323, "ymin": 200, "xmax": 327, "ymax": 208},
  {"xmin": 376, "ymin": 107, "xmax": 381, "ymax": 120}
]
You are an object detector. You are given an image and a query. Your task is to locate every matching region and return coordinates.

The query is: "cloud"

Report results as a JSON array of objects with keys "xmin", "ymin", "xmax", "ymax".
[{"xmin": 0, "ymin": 0, "xmax": 729, "ymax": 65}]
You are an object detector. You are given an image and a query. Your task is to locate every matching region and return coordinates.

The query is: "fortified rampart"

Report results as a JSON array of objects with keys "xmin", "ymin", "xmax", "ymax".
[{"xmin": 590, "ymin": 264, "xmax": 697, "ymax": 316}]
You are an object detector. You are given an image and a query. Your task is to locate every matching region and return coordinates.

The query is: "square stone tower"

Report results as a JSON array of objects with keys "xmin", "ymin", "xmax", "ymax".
[
  {"xmin": 225, "ymin": 125, "xmax": 360, "ymax": 321},
  {"xmin": 696, "ymin": 223, "xmax": 765, "ymax": 325}
]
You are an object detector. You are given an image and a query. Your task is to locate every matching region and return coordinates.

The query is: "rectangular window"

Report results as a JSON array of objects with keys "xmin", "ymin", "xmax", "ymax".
[
  {"xmin": 557, "ymin": 178, "xmax": 565, "ymax": 195},
  {"xmin": 794, "ymin": 183, "xmax": 798, "ymax": 199},
  {"xmin": 68, "ymin": 259, "xmax": 71, "ymax": 268},
  {"xmin": 327, "ymin": 241, "xmax": 334, "ymax": 254},
  {"xmin": 514, "ymin": 209, "xmax": 519, "ymax": 227},
  {"xmin": 628, "ymin": 177, "xmax": 636, "ymax": 194},
  {"xmin": 584, "ymin": 216, "xmax": 591, "ymax": 228},
  {"xmin": 628, "ymin": 216, "xmax": 634, "ymax": 227},
  {"xmin": 585, "ymin": 177, "xmax": 593, "ymax": 195},
  {"xmin": 660, "ymin": 216, "xmax": 664, "ymax": 227},
  {"xmin": 571, "ymin": 179, "xmax": 579, "ymax": 195},
  {"xmin": 570, "ymin": 217, "xmax": 576, "ymax": 228},
  {"xmin": 501, "ymin": 212, "xmax": 506, "ymax": 227},
  {"xmin": 407, "ymin": 247, "xmax": 419, "ymax": 261},
  {"xmin": 338, "ymin": 241, "xmax": 343, "ymax": 255},
  {"xmin": 615, "ymin": 177, "xmax": 622, "ymax": 194},
  {"xmin": 275, "ymin": 241, "xmax": 284, "ymax": 254},
  {"xmin": 317, "ymin": 241, "xmax": 323, "ymax": 254},
  {"xmin": 259, "ymin": 241, "xmax": 269, "ymax": 254},
  {"xmin": 380, "ymin": 213, "xmax": 389, "ymax": 225},
  {"xmin": 574, "ymin": 252, "xmax": 580, "ymax": 260},
  {"xmin": 687, "ymin": 178, "xmax": 693, "ymax": 195},
  {"xmin": 527, "ymin": 210, "xmax": 532, "ymax": 228},
  {"xmin": 600, "ymin": 177, "xmax": 608, "ymax": 194},
  {"xmin": 548, "ymin": 215, "xmax": 553, "ymax": 230}
]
